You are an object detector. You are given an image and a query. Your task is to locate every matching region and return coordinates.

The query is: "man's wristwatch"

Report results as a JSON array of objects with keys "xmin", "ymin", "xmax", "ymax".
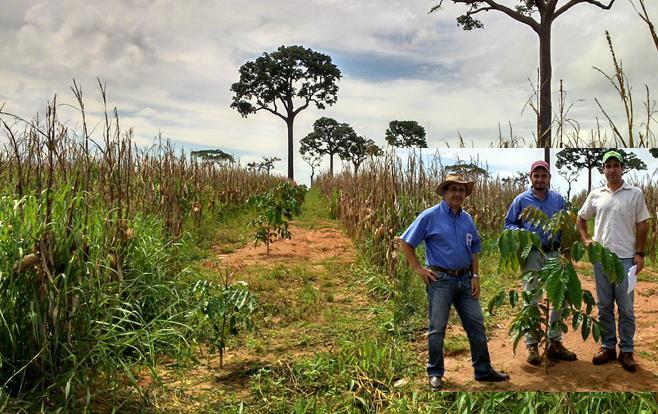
[
  {"xmin": 635, "ymin": 251, "xmax": 645, "ymax": 257},
  {"xmin": 472, "ymin": 273, "xmax": 479, "ymax": 279}
]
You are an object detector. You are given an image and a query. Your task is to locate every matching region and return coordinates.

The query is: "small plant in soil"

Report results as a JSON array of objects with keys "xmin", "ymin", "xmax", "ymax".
[
  {"xmin": 489, "ymin": 207, "xmax": 626, "ymax": 372},
  {"xmin": 248, "ymin": 182, "xmax": 307, "ymax": 254},
  {"xmin": 193, "ymin": 264, "xmax": 258, "ymax": 369}
]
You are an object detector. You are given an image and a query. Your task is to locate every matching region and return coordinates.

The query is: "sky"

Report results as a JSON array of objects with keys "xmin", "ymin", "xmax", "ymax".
[{"xmin": 0, "ymin": 0, "xmax": 657, "ymax": 186}]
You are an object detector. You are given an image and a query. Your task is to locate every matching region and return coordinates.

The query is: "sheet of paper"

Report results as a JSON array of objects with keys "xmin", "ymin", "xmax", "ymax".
[{"xmin": 627, "ymin": 265, "xmax": 637, "ymax": 295}]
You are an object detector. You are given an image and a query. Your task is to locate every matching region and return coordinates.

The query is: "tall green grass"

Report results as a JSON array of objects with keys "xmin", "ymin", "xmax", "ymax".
[{"xmin": 0, "ymin": 87, "xmax": 286, "ymax": 410}]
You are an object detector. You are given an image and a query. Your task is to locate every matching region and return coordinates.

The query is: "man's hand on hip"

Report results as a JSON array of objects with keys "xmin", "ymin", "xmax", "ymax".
[{"xmin": 414, "ymin": 266, "xmax": 437, "ymax": 285}]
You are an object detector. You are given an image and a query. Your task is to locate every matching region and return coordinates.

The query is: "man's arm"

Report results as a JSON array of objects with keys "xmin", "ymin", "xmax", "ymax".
[
  {"xmin": 576, "ymin": 216, "xmax": 593, "ymax": 247},
  {"xmin": 635, "ymin": 220, "xmax": 649, "ymax": 274},
  {"xmin": 399, "ymin": 240, "xmax": 437, "ymax": 285},
  {"xmin": 471, "ymin": 253, "xmax": 480, "ymax": 298},
  {"xmin": 504, "ymin": 199, "xmax": 522, "ymax": 230}
]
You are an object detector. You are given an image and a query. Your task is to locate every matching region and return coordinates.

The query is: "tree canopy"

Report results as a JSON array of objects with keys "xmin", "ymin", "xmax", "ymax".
[
  {"xmin": 191, "ymin": 149, "xmax": 235, "ymax": 164},
  {"xmin": 556, "ymin": 148, "xmax": 646, "ymax": 193},
  {"xmin": 247, "ymin": 156, "xmax": 281, "ymax": 175},
  {"xmin": 502, "ymin": 170, "xmax": 529, "ymax": 187},
  {"xmin": 384, "ymin": 120, "xmax": 427, "ymax": 148},
  {"xmin": 300, "ymin": 117, "xmax": 353, "ymax": 176},
  {"xmin": 339, "ymin": 135, "xmax": 382, "ymax": 174},
  {"xmin": 445, "ymin": 162, "xmax": 489, "ymax": 180},
  {"xmin": 230, "ymin": 45, "xmax": 341, "ymax": 180}
]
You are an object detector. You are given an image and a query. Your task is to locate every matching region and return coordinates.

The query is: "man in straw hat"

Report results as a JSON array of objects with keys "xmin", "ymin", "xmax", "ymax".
[
  {"xmin": 505, "ymin": 160, "xmax": 577, "ymax": 365},
  {"xmin": 577, "ymin": 150, "xmax": 651, "ymax": 372},
  {"xmin": 399, "ymin": 173, "xmax": 510, "ymax": 390}
]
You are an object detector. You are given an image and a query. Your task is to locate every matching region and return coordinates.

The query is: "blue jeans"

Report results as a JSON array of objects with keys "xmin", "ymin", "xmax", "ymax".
[
  {"xmin": 522, "ymin": 249, "xmax": 562, "ymax": 345},
  {"xmin": 594, "ymin": 258, "xmax": 635, "ymax": 353},
  {"xmin": 426, "ymin": 271, "xmax": 492, "ymax": 379}
]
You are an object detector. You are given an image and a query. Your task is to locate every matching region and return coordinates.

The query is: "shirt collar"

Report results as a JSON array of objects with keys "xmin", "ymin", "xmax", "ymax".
[
  {"xmin": 440, "ymin": 200, "xmax": 462, "ymax": 217},
  {"xmin": 600, "ymin": 180, "xmax": 631, "ymax": 193},
  {"xmin": 529, "ymin": 187, "xmax": 550, "ymax": 200}
]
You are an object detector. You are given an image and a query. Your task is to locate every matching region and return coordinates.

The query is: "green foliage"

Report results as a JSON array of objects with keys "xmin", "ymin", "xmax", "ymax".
[
  {"xmin": 445, "ymin": 162, "xmax": 489, "ymax": 179},
  {"xmin": 192, "ymin": 271, "xmax": 257, "ymax": 369},
  {"xmin": 231, "ymin": 46, "xmax": 341, "ymax": 116},
  {"xmin": 300, "ymin": 117, "xmax": 356, "ymax": 175},
  {"xmin": 252, "ymin": 337, "xmax": 416, "ymax": 413},
  {"xmin": 338, "ymin": 135, "xmax": 382, "ymax": 174},
  {"xmin": 492, "ymin": 207, "xmax": 627, "ymax": 365},
  {"xmin": 501, "ymin": 170, "xmax": 528, "ymax": 187},
  {"xmin": 248, "ymin": 183, "xmax": 307, "ymax": 254},
  {"xmin": 384, "ymin": 120, "xmax": 427, "ymax": 148},
  {"xmin": 191, "ymin": 149, "xmax": 235, "ymax": 164},
  {"xmin": 230, "ymin": 45, "xmax": 341, "ymax": 179},
  {"xmin": 0, "ymin": 190, "xmax": 201, "ymax": 409},
  {"xmin": 497, "ymin": 227, "xmax": 540, "ymax": 271},
  {"xmin": 247, "ymin": 156, "xmax": 281, "ymax": 174}
]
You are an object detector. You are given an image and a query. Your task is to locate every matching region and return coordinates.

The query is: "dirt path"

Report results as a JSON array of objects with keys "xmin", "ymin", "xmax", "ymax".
[
  {"xmin": 215, "ymin": 223, "xmax": 355, "ymax": 267},
  {"xmin": 140, "ymin": 222, "xmax": 370, "ymax": 409},
  {"xmin": 420, "ymin": 272, "xmax": 658, "ymax": 391}
]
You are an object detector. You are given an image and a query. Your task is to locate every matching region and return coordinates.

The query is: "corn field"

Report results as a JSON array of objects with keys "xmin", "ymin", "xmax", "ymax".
[{"xmin": 0, "ymin": 89, "xmax": 283, "ymax": 409}]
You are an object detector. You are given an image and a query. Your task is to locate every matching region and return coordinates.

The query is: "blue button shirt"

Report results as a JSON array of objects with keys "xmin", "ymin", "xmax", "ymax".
[
  {"xmin": 400, "ymin": 201, "xmax": 481, "ymax": 270},
  {"xmin": 504, "ymin": 188, "xmax": 566, "ymax": 246}
]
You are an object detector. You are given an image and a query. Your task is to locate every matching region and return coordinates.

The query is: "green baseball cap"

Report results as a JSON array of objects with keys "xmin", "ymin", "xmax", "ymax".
[{"xmin": 602, "ymin": 150, "xmax": 623, "ymax": 164}]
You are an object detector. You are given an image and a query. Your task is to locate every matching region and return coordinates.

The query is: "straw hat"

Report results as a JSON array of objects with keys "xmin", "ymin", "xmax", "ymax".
[{"xmin": 436, "ymin": 173, "xmax": 474, "ymax": 196}]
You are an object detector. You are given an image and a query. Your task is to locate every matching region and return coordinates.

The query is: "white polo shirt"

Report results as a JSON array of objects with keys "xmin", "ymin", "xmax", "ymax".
[{"xmin": 578, "ymin": 181, "xmax": 651, "ymax": 258}]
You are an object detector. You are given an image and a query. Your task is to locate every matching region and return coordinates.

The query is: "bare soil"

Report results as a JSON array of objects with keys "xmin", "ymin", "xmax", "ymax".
[
  {"xmin": 214, "ymin": 222, "xmax": 355, "ymax": 268},
  {"xmin": 417, "ymin": 271, "xmax": 658, "ymax": 391}
]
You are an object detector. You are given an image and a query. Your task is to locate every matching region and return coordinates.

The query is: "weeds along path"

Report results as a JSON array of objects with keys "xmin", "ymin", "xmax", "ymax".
[
  {"xmin": 410, "ymin": 263, "xmax": 658, "ymax": 392},
  {"xmin": 138, "ymin": 191, "xmax": 383, "ymax": 411}
]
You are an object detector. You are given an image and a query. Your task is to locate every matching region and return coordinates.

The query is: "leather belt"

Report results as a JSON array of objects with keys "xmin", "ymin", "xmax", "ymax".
[{"xmin": 429, "ymin": 266, "xmax": 471, "ymax": 277}]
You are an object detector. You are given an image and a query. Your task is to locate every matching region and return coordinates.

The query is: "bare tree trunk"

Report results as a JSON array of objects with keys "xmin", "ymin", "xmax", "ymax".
[
  {"xmin": 538, "ymin": 23, "xmax": 553, "ymax": 149},
  {"xmin": 286, "ymin": 119, "xmax": 294, "ymax": 180}
]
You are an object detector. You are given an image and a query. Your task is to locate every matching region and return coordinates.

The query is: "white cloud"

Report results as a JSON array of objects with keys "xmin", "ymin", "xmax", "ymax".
[{"xmin": 0, "ymin": 0, "xmax": 656, "ymax": 187}]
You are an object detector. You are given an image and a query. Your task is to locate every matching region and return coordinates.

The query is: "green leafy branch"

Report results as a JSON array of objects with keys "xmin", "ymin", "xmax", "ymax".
[
  {"xmin": 192, "ymin": 266, "xmax": 258, "ymax": 369},
  {"xmin": 490, "ymin": 207, "xmax": 626, "ymax": 372},
  {"xmin": 248, "ymin": 182, "xmax": 307, "ymax": 254}
]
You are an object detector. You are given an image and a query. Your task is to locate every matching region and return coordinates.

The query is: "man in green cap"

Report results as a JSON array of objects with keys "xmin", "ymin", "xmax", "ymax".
[{"xmin": 576, "ymin": 150, "xmax": 651, "ymax": 372}]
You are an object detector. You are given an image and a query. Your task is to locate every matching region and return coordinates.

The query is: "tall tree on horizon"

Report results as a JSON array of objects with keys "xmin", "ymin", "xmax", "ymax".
[
  {"xmin": 385, "ymin": 120, "xmax": 428, "ymax": 148},
  {"xmin": 431, "ymin": 0, "xmax": 616, "ymax": 150},
  {"xmin": 300, "ymin": 117, "xmax": 353, "ymax": 176},
  {"xmin": 339, "ymin": 135, "xmax": 382, "ymax": 174},
  {"xmin": 230, "ymin": 45, "xmax": 341, "ymax": 181}
]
